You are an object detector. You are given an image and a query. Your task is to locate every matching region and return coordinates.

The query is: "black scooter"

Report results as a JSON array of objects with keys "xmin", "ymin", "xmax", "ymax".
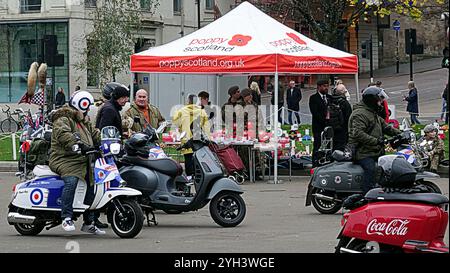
[
  {"xmin": 118, "ymin": 133, "xmax": 247, "ymax": 227},
  {"xmin": 305, "ymin": 127, "xmax": 441, "ymax": 214}
]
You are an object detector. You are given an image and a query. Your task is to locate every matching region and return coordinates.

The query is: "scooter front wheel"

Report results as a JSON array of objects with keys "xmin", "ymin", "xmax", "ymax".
[
  {"xmin": 109, "ymin": 199, "xmax": 144, "ymax": 238},
  {"xmin": 209, "ymin": 191, "xmax": 246, "ymax": 227},
  {"xmin": 311, "ymin": 188, "xmax": 341, "ymax": 214}
]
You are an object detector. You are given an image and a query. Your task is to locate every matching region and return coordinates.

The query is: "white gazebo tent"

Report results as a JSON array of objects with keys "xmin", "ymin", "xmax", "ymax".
[{"xmin": 130, "ymin": 1, "xmax": 359, "ymax": 183}]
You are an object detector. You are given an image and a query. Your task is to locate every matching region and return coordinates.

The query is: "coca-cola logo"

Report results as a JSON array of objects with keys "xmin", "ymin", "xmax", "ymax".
[{"xmin": 366, "ymin": 219, "xmax": 410, "ymax": 236}]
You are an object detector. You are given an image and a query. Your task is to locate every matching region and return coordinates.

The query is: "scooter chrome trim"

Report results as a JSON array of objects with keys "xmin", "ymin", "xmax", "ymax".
[
  {"xmin": 339, "ymin": 247, "xmax": 361, "ymax": 253},
  {"xmin": 312, "ymin": 193, "xmax": 342, "ymax": 203},
  {"xmin": 7, "ymin": 212, "xmax": 36, "ymax": 224}
]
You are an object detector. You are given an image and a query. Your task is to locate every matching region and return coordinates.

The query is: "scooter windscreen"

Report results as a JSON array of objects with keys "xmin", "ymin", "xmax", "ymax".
[{"xmin": 101, "ymin": 126, "xmax": 121, "ymax": 140}]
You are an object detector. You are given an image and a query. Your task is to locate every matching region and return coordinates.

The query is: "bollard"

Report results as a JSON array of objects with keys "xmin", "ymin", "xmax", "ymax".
[{"xmin": 12, "ymin": 133, "xmax": 17, "ymax": 161}]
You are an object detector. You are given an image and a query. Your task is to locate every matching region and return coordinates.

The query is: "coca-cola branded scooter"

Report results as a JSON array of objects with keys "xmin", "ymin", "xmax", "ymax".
[{"xmin": 335, "ymin": 155, "xmax": 449, "ymax": 253}]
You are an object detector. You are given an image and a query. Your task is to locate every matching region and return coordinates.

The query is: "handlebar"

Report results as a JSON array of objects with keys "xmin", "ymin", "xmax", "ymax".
[{"xmin": 2, "ymin": 104, "xmax": 10, "ymax": 113}]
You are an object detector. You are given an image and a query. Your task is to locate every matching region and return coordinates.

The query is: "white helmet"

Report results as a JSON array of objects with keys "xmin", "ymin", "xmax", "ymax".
[{"xmin": 69, "ymin": 91, "xmax": 94, "ymax": 113}]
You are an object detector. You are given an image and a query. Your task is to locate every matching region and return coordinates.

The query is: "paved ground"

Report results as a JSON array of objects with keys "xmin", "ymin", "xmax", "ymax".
[{"xmin": 0, "ymin": 172, "xmax": 447, "ymax": 253}]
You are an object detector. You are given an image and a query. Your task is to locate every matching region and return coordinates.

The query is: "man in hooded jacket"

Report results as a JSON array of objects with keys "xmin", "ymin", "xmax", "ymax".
[{"xmin": 348, "ymin": 86, "xmax": 402, "ymax": 194}]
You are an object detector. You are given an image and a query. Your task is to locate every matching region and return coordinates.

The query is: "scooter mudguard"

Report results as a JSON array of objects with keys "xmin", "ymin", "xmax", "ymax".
[
  {"xmin": 207, "ymin": 178, "xmax": 243, "ymax": 200},
  {"xmin": 94, "ymin": 187, "xmax": 142, "ymax": 209},
  {"xmin": 305, "ymin": 180, "xmax": 313, "ymax": 206},
  {"xmin": 416, "ymin": 171, "xmax": 440, "ymax": 181}
]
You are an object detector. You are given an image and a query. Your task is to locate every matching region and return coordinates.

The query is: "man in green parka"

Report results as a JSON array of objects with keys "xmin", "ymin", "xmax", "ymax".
[
  {"xmin": 49, "ymin": 91, "xmax": 105, "ymax": 235},
  {"xmin": 122, "ymin": 89, "xmax": 165, "ymax": 137},
  {"xmin": 348, "ymin": 86, "xmax": 402, "ymax": 194}
]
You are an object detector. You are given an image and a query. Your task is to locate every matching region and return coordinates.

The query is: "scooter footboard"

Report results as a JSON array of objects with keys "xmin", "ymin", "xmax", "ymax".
[
  {"xmin": 94, "ymin": 187, "xmax": 142, "ymax": 209},
  {"xmin": 207, "ymin": 178, "xmax": 243, "ymax": 200}
]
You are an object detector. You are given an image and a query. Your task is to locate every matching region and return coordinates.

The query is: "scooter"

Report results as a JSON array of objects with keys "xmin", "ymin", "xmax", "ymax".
[
  {"xmin": 119, "ymin": 132, "xmax": 247, "ymax": 227},
  {"xmin": 305, "ymin": 127, "xmax": 441, "ymax": 214},
  {"xmin": 335, "ymin": 187, "xmax": 449, "ymax": 253},
  {"xmin": 7, "ymin": 126, "xmax": 144, "ymax": 238}
]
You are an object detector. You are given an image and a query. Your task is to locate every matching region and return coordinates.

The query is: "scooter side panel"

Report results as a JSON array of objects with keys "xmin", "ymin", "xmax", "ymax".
[
  {"xmin": 342, "ymin": 202, "xmax": 448, "ymax": 248},
  {"xmin": 120, "ymin": 165, "xmax": 159, "ymax": 195},
  {"xmin": 311, "ymin": 162, "xmax": 364, "ymax": 192},
  {"xmin": 12, "ymin": 177, "xmax": 64, "ymax": 209}
]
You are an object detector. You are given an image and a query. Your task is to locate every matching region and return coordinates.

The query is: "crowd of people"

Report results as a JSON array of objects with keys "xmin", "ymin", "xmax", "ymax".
[{"xmin": 47, "ymin": 76, "xmax": 447, "ymax": 234}]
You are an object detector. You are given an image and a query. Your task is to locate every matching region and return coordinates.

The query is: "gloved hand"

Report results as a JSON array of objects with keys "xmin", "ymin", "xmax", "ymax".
[
  {"xmin": 377, "ymin": 137, "xmax": 385, "ymax": 145},
  {"xmin": 78, "ymin": 142, "xmax": 92, "ymax": 155}
]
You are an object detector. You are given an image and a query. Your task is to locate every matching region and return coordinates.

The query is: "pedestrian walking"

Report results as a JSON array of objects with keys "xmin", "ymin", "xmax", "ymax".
[{"xmin": 403, "ymin": 81, "xmax": 420, "ymax": 125}]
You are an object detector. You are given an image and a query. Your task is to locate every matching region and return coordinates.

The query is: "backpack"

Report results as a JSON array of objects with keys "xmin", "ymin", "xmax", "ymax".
[
  {"xmin": 26, "ymin": 138, "xmax": 50, "ymax": 167},
  {"xmin": 326, "ymin": 97, "xmax": 345, "ymax": 131}
]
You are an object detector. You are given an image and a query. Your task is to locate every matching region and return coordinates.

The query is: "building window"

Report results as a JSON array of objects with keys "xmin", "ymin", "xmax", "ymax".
[
  {"xmin": 20, "ymin": 0, "xmax": 41, "ymax": 13},
  {"xmin": 173, "ymin": 0, "xmax": 182, "ymax": 15},
  {"xmin": 85, "ymin": 0, "xmax": 97, "ymax": 8},
  {"xmin": 0, "ymin": 23, "xmax": 69, "ymax": 103},
  {"xmin": 206, "ymin": 0, "xmax": 214, "ymax": 11}
]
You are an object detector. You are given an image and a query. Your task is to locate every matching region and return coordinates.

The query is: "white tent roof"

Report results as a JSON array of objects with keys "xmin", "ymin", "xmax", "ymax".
[{"xmin": 131, "ymin": 1, "xmax": 358, "ymax": 74}]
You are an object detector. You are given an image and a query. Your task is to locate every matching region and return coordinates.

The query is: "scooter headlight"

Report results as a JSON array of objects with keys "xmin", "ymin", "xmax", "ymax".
[{"xmin": 110, "ymin": 143, "xmax": 121, "ymax": 155}]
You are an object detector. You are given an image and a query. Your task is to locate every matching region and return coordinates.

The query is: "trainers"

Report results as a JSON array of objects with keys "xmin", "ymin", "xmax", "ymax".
[
  {"xmin": 62, "ymin": 218, "xmax": 75, "ymax": 232},
  {"xmin": 81, "ymin": 223, "xmax": 106, "ymax": 235}
]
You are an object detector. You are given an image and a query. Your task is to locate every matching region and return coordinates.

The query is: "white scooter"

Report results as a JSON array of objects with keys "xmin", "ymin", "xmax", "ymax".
[{"xmin": 7, "ymin": 127, "xmax": 144, "ymax": 238}]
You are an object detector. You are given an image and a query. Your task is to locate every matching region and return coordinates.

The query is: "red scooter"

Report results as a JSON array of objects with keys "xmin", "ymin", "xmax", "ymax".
[{"xmin": 335, "ymin": 188, "xmax": 449, "ymax": 253}]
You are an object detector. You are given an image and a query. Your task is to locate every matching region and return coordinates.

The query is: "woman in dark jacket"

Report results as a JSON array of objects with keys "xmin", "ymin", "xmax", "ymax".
[{"xmin": 404, "ymin": 81, "xmax": 420, "ymax": 124}]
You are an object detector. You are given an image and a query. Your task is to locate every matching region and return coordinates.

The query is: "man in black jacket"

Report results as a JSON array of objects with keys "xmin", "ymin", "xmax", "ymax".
[
  {"xmin": 286, "ymin": 80, "xmax": 302, "ymax": 124},
  {"xmin": 309, "ymin": 80, "xmax": 332, "ymax": 167},
  {"xmin": 96, "ymin": 85, "xmax": 130, "ymax": 137}
]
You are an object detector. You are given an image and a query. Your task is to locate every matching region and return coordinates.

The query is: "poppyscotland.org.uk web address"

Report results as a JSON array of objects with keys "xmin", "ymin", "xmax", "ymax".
[{"xmin": 159, "ymin": 58, "xmax": 245, "ymax": 69}]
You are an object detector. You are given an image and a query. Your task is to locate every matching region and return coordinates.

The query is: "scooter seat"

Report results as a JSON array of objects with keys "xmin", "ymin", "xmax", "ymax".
[
  {"xmin": 33, "ymin": 165, "xmax": 59, "ymax": 177},
  {"xmin": 365, "ymin": 188, "xmax": 449, "ymax": 205},
  {"xmin": 122, "ymin": 156, "xmax": 183, "ymax": 177}
]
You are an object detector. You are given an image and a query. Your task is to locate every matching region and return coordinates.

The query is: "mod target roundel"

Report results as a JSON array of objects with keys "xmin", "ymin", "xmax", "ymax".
[
  {"xmin": 78, "ymin": 97, "xmax": 91, "ymax": 111},
  {"xmin": 30, "ymin": 189, "xmax": 44, "ymax": 205}
]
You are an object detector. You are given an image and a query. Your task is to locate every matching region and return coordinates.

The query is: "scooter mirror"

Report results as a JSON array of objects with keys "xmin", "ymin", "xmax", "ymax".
[{"xmin": 323, "ymin": 126, "xmax": 334, "ymax": 139}]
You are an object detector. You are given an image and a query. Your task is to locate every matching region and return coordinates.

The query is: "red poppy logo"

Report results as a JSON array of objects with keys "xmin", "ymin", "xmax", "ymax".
[
  {"xmin": 286, "ymin": 32, "xmax": 306, "ymax": 45},
  {"xmin": 228, "ymin": 34, "xmax": 252, "ymax": 46}
]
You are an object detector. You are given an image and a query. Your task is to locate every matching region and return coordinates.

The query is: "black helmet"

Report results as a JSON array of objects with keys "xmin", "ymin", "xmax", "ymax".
[
  {"xmin": 142, "ymin": 126, "xmax": 159, "ymax": 143},
  {"xmin": 103, "ymin": 82, "xmax": 128, "ymax": 100},
  {"xmin": 362, "ymin": 86, "xmax": 383, "ymax": 110},
  {"xmin": 378, "ymin": 155, "xmax": 417, "ymax": 188},
  {"xmin": 124, "ymin": 133, "xmax": 150, "ymax": 158}
]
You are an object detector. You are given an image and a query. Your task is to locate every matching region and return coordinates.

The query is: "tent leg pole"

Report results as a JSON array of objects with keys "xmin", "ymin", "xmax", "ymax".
[
  {"xmin": 273, "ymin": 72, "xmax": 278, "ymax": 184},
  {"xmin": 355, "ymin": 74, "xmax": 360, "ymax": 102},
  {"xmin": 130, "ymin": 72, "xmax": 135, "ymax": 102}
]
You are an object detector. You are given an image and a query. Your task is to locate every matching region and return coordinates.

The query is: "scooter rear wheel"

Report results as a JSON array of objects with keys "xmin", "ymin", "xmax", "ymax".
[
  {"xmin": 311, "ymin": 188, "xmax": 342, "ymax": 214},
  {"xmin": 209, "ymin": 191, "xmax": 246, "ymax": 227},
  {"xmin": 14, "ymin": 222, "xmax": 45, "ymax": 236}
]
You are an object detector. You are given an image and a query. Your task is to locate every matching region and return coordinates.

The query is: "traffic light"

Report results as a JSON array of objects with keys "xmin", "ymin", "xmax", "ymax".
[
  {"xmin": 42, "ymin": 35, "xmax": 64, "ymax": 67},
  {"xmin": 405, "ymin": 29, "xmax": 423, "ymax": 55}
]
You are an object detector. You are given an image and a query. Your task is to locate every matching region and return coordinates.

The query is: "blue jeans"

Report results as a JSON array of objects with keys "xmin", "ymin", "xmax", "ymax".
[
  {"xmin": 61, "ymin": 176, "xmax": 94, "ymax": 224},
  {"xmin": 357, "ymin": 157, "xmax": 377, "ymax": 194},
  {"xmin": 288, "ymin": 111, "xmax": 301, "ymax": 125},
  {"xmin": 410, "ymin": 114, "xmax": 420, "ymax": 124}
]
